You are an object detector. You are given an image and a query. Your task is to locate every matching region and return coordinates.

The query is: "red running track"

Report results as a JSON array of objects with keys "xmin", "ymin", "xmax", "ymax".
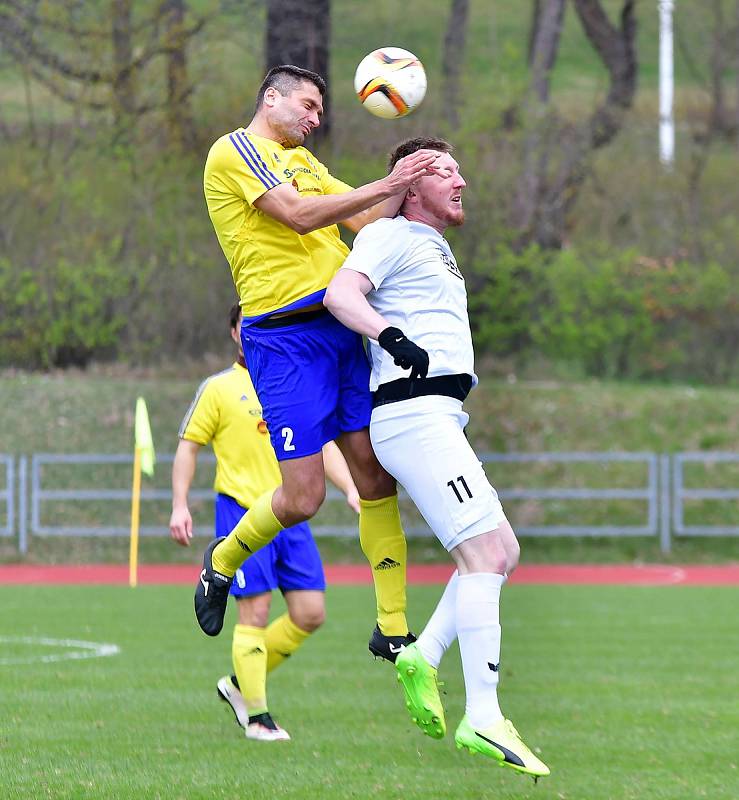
[{"xmin": 0, "ymin": 563, "xmax": 737, "ymax": 585}]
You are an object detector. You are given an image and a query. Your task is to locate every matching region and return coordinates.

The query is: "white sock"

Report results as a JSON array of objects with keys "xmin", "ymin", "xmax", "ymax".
[
  {"xmin": 416, "ymin": 571, "xmax": 459, "ymax": 668},
  {"xmin": 456, "ymin": 572, "xmax": 505, "ymax": 729}
]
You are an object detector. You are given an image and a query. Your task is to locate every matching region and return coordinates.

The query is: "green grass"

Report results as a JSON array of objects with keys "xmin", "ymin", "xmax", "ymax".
[
  {"xmin": 3, "ymin": 371, "xmax": 737, "ymax": 457},
  {"xmin": 2, "ymin": 371, "xmax": 739, "ymax": 564},
  {"xmin": 1, "ymin": 583, "xmax": 737, "ymax": 799}
]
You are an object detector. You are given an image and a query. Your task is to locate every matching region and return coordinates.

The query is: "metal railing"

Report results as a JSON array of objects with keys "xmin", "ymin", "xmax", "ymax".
[
  {"xmin": 672, "ymin": 452, "xmax": 739, "ymax": 537},
  {"xmin": 0, "ymin": 454, "xmax": 13, "ymax": 540},
  {"xmin": 479, "ymin": 452, "xmax": 660, "ymax": 537},
  {"xmin": 29, "ymin": 452, "xmax": 214, "ymax": 541},
  {"xmin": 1, "ymin": 451, "xmax": 737, "ymax": 554}
]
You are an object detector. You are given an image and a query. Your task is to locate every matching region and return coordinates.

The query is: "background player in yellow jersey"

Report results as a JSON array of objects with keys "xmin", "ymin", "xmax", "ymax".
[
  {"xmin": 171, "ymin": 303, "xmax": 360, "ymax": 742},
  {"xmin": 196, "ymin": 64, "xmax": 440, "ymax": 660}
]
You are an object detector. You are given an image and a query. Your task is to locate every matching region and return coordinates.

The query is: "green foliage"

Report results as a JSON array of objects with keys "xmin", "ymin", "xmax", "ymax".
[
  {"xmin": 0, "ymin": 2, "xmax": 737, "ymax": 381},
  {"xmin": 468, "ymin": 245, "xmax": 738, "ymax": 382},
  {"xmin": 0, "ymin": 254, "xmax": 127, "ymax": 368}
]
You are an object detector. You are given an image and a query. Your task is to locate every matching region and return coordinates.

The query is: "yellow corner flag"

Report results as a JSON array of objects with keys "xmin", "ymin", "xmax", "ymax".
[
  {"xmin": 130, "ymin": 397, "xmax": 155, "ymax": 587},
  {"xmin": 135, "ymin": 396, "xmax": 156, "ymax": 477}
]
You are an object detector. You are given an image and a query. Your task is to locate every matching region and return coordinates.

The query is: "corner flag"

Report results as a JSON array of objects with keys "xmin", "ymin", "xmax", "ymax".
[
  {"xmin": 134, "ymin": 397, "xmax": 156, "ymax": 476},
  {"xmin": 130, "ymin": 396, "xmax": 155, "ymax": 587}
]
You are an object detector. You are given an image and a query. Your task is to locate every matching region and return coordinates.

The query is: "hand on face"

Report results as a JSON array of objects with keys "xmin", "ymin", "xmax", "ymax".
[
  {"xmin": 406, "ymin": 152, "xmax": 466, "ymax": 229},
  {"xmin": 386, "ymin": 149, "xmax": 444, "ymax": 193}
]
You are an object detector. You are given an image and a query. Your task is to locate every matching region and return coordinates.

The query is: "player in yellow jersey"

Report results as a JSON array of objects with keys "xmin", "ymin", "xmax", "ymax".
[
  {"xmin": 196, "ymin": 64, "xmax": 440, "ymax": 661},
  {"xmin": 171, "ymin": 304, "xmax": 360, "ymax": 741}
]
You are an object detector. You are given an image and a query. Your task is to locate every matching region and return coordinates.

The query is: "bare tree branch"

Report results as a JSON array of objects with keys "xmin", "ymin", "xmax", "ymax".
[
  {"xmin": 512, "ymin": 0, "xmax": 638, "ymax": 249},
  {"xmin": 572, "ymin": 0, "xmax": 637, "ymax": 147},
  {"xmin": 0, "ymin": 7, "xmax": 108, "ymax": 83},
  {"xmin": 529, "ymin": 0, "xmax": 566, "ymax": 103}
]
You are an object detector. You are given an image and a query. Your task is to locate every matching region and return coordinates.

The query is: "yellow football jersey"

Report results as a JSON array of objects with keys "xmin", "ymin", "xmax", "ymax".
[
  {"xmin": 204, "ymin": 129, "xmax": 353, "ymax": 319},
  {"xmin": 178, "ymin": 363, "xmax": 280, "ymax": 508}
]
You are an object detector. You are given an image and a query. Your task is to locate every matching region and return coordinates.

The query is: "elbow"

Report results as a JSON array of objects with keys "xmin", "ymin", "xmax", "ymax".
[
  {"xmin": 323, "ymin": 283, "xmax": 339, "ymax": 313},
  {"xmin": 290, "ymin": 208, "xmax": 316, "ymax": 236},
  {"xmin": 293, "ymin": 220, "xmax": 312, "ymax": 236}
]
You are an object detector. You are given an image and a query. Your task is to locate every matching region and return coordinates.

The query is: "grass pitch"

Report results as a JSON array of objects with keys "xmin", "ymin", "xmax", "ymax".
[{"xmin": 1, "ymin": 583, "xmax": 737, "ymax": 800}]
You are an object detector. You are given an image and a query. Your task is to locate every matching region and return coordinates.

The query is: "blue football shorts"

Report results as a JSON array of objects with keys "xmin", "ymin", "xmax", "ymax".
[
  {"xmin": 241, "ymin": 311, "xmax": 372, "ymax": 461},
  {"xmin": 215, "ymin": 493, "xmax": 325, "ymax": 598}
]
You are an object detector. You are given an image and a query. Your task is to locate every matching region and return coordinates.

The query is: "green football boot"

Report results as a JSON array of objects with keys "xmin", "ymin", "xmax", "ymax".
[
  {"xmin": 455, "ymin": 715, "xmax": 550, "ymax": 778},
  {"xmin": 395, "ymin": 642, "xmax": 446, "ymax": 739}
]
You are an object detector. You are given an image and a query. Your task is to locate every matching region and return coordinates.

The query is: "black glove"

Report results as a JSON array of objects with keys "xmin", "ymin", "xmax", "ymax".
[{"xmin": 377, "ymin": 326, "xmax": 429, "ymax": 380}]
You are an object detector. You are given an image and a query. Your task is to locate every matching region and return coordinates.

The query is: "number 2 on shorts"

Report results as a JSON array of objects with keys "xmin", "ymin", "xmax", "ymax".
[
  {"xmin": 281, "ymin": 427, "xmax": 296, "ymax": 451},
  {"xmin": 447, "ymin": 474, "xmax": 473, "ymax": 503}
]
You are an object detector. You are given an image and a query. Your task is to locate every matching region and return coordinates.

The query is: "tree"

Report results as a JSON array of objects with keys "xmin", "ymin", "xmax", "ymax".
[
  {"xmin": 162, "ymin": 0, "xmax": 197, "ymax": 149},
  {"xmin": 676, "ymin": 0, "xmax": 739, "ymax": 143},
  {"xmin": 0, "ymin": 0, "xmax": 207, "ymax": 146},
  {"xmin": 527, "ymin": 0, "xmax": 566, "ymax": 104},
  {"xmin": 441, "ymin": 0, "xmax": 470, "ymax": 129},
  {"xmin": 511, "ymin": 0, "xmax": 637, "ymax": 249},
  {"xmin": 265, "ymin": 0, "xmax": 331, "ymax": 141}
]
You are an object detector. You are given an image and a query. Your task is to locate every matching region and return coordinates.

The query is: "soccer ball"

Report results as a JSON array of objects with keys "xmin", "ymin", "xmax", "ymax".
[{"xmin": 354, "ymin": 47, "xmax": 427, "ymax": 119}]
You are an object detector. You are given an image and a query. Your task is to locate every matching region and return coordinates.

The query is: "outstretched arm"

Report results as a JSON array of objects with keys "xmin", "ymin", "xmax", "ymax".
[
  {"xmin": 253, "ymin": 150, "xmax": 437, "ymax": 235},
  {"xmin": 339, "ymin": 193, "xmax": 407, "ymax": 234},
  {"xmin": 169, "ymin": 439, "xmax": 200, "ymax": 546}
]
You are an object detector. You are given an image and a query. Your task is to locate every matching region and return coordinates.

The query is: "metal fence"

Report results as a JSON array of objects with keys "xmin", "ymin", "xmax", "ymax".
[
  {"xmin": 672, "ymin": 452, "xmax": 739, "ymax": 538},
  {"xmin": 0, "ymin": 455, "xmax": 13, "ymax": 541},
  {"xmin": 1, "ymin": 451, "xmax": 737, "ymax": 554}
]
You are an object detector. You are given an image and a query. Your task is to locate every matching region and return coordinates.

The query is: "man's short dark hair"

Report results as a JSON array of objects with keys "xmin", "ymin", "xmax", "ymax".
[
  {"xmin": 255, "ymin": 65, "xmax": 326, "ymax": 112},
  {"xmin": 229, "ymin": 302, "xmax": 241, "ymax": 331},
  {"xmin": 388, "ymin": 137, "xmax": 454, "ymax": 172}
]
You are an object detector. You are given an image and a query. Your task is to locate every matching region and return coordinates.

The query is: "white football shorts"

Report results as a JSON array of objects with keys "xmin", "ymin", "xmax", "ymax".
[{"xmin": 370, "ymin": 395, "xmax": 506, "ymax": 552}]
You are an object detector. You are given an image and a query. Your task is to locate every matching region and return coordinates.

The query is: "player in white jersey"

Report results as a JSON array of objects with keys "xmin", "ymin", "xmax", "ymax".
[{"xmin": 323, "ymin": 137, "xmax": 549, "ymax": 780}]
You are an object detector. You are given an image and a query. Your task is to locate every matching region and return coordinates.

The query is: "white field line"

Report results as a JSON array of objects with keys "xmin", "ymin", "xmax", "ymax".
[{"xmin": 0, "ymin": 636, "xmax": 120, "ymax": 665}]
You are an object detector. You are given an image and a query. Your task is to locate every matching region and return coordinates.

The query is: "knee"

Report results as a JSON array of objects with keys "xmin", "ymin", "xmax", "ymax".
[
  {"xmin": 506, "ymin": 540, "xmax": 521, "ymax": 575},
  {"xmin": 237, "ymin": 598, "xmax": 270, "ymax": 628},
  {"xmin": 357, "ymin": 461, "xmax": 396, "ymax": 501},
  {"xmin": 473, "ymin": 534, "xmax": 508, "ymax": 575},
  {"xmin": 283, "ymin": 482, "xmax": 326, "ymax": 522},
  {"xmin": 249, "ymin": 609, "xmax": 270, "ymax": 628},
  {"xmin": 454, "ymin": 533, "xmax": 508, "ymax": 575},
  {"xmin": 482, "ymin": 552, "xmax": 508, "ymax": 576},
  {"xmin": 290, "ymin": 604, "xmax": 326, "ymax": 633}
]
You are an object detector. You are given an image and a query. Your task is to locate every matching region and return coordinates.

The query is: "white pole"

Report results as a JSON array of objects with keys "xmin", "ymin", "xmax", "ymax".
[{"xmin": 658, "ymin": 0, "xmax": 675, "ymax": 167}]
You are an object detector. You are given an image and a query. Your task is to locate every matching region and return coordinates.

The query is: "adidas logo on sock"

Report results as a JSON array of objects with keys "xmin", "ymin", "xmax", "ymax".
[
  {"xmin": 236, "ymin": 537, "xmax": 252, "ymax": 553},
  {"xmin": 374, "ymin": 557, "xmax": 400, "ymax": 571},
  {"xmin": 248, "ymin": 646, "xmax": 265, "ymax": 655},
  {"xmin": 487, "ymin": 661, "xmax": 499, "ymax": 672}
]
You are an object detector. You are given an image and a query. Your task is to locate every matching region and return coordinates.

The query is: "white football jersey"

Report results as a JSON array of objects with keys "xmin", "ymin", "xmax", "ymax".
[{"xmin": 341, "ymin": 215, "xmax": 477, "ymax": 392}]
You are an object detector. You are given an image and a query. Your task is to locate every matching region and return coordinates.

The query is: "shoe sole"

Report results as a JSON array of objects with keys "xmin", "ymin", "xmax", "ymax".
[
  {"xmin": 454, "ymin": 737, "xmax": 548, "ymax": 778},
  {"xmin": 245, "ymin": 730, "xmax": 291, "ymax": 742},
  {"xmin": 368, "ymin": 642, "xmax": 395, "ymax": 662},
  {"xmin": 194, "ymin": 537, "xmax": 229, "ymax": 636},
  {"xmin": 396, "ymin": 664, "xmax": 445, "ymax": 739},
  {"xmin": 217, "ymin": 683, "xmax": 247, "ymax": 729}
]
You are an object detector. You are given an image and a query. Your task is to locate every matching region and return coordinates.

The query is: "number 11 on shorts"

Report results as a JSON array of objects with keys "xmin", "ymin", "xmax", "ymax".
[{"xmin": 447, "ymin": 475, "xmax": 473, "ymax": 503}]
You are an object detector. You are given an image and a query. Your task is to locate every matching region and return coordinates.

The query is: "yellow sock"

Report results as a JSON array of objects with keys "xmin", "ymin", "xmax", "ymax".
[
  {"xmin": 232, "ymin": 624, "xmax": 268, "ymax": 715},
  {"xmin": 264, "ymin": 613, "xmax": 310, "ymax": 672},
  {"xmin": 359, "ymin": 495, "xmax": 408, "ymax": 636},
  {"xmin": 212, "ymin": 490, "xmax": 284, "ymax": 576}
]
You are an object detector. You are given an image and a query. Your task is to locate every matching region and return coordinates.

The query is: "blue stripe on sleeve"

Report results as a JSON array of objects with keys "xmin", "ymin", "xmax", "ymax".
[
  {"xmin": 238, "ymin": 132, "xmax": 282, "ymax": 186},
  {"xmin": 228, "ymin": 133, "xmax": 279, "ymax": 189}
]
